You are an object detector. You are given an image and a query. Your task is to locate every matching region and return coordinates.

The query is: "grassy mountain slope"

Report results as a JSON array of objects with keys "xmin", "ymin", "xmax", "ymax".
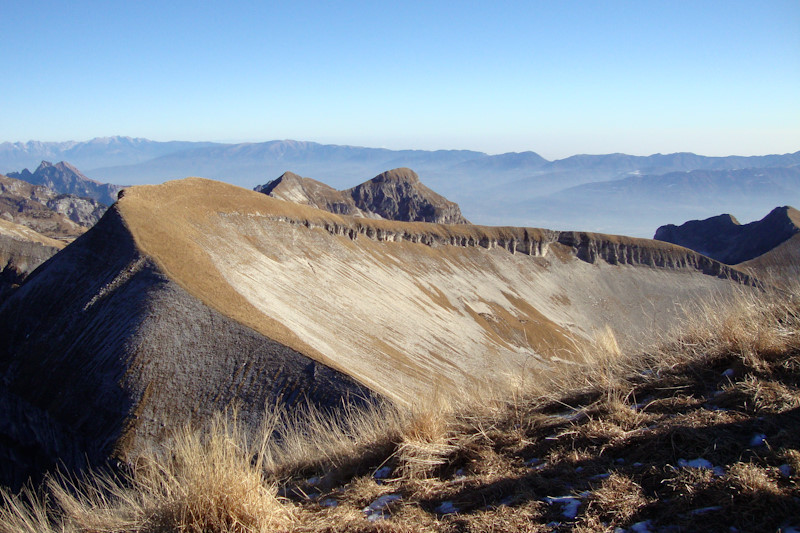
[{"xmin": 2, "ymin": 283, "xmax": 797, "ymax": 532}]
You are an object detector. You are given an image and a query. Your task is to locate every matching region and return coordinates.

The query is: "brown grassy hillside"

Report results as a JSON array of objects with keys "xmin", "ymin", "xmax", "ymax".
[{"xmin": 2, "ymin": 283, "xmax": 798, "ymax": 532}]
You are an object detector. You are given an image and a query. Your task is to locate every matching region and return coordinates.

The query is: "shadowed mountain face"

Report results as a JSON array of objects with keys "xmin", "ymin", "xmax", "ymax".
[
  {"xmin": 8, "ymin": 161, "xmax": 123, "ymax": 206},
  {"xmin": 0, "ymin": 178, "xmax": 753, "ymax": 487},
  {"xmin": 654, "ymin": 206, "xmax": 800, "ymax": 265},
  {"xmin": 0, "ymin": 219, "xmax": 65, "ymax": 302},
  {"xmin": 257, "ymin": 168, "xmax": 470, "ymax": 224}
]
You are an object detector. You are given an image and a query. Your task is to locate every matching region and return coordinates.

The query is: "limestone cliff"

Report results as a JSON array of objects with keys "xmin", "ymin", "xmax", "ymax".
[{"xmin": 0, "ymin": 174, "xmax": 104, "ymax": 239}]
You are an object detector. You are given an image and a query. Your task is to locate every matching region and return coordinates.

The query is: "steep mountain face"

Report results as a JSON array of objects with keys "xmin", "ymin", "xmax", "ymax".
[
  {"xmin": 0, "ymin": 174, "xmax": 92, "ymax": 240},
  {"xmin": 654, "ymin": 206, "xmax": 800, "ymax": 265},
  {"xmin": 257, "ymin": 168, "xmax": 470, "ymax": 224},
  {"xmin": 737, "ymin": 233, "xmax": 800, "ymax": 280},
  {"xmin": 8, "ymin": 160, "xmax": 123, "ymax": 205},
  {"xmin": 348, "ymin": 168, "xmax": 469, "ymax": 224},
  {"xmin": 0, "ymin": 219, "xmax": 64, "ymax": 302},
  {"xmin": 0, "ymin": 178, "xmax": 753, "ymax": 487}
]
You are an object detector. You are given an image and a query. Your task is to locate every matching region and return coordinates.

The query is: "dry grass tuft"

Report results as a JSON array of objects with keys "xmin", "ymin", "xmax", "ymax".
[
  {"xmin": 585, "ymin": 473, "xmax": 649, "ymax": 525},
  {"xmin": 0, "ymin": 485, "xmax": 65, "ymax": 533},
  {"xmin": 54, "ymin": 414, "xmax": 292, "ymax": 533},
  {"xmin": 396, "ymin": 399, "xmax": 458, "ymax": 479}
]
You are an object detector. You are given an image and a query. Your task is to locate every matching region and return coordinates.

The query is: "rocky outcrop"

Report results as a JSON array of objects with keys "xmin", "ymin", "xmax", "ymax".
[
  {"xmin": 256, "ymin": 168, "xmax": 470, "ymax": 224},
  {"xmin": 255, "ymin": 171, "xmax": 375, "ymax": 218},
  {"xmin": 8, "ymin": 161, "xmax": 123, "ymax": 206},
  {"xmin": 256, "ymin": 213, "xmax": 752, "ymax": 284},
  {"xmin": 0, "ymin": 174, "xmax": 107, "ymax": 238},
  {"xmin": 654, "ymin": 206, "xmax": 800, "ymax": 265},
  {"xmin": 348, "ymin": 168, "xmax": 470, "ymax": 224},
  {"xmin": 45, "ymin": 194, "xmax": 107, "ymax": 227}
]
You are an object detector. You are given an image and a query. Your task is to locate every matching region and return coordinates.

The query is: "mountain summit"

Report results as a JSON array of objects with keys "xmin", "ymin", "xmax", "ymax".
[{"xmin": 256, "ymin": 168, "xmax": 470, "ymax": 224}]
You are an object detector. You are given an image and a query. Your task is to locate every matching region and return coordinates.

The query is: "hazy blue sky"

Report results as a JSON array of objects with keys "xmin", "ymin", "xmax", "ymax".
[{"xmin": 3, "ymin": 0, "xmax": 798, "ymax": 159}]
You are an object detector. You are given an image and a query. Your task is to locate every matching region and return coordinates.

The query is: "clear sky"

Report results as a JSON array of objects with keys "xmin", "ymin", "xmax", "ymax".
[{"xmin": 2, "ymin": 0, "xmax": 798, "ymax": 159}]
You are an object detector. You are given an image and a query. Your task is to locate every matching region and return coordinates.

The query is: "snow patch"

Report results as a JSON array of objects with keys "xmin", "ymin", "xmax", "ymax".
[
  {"xmin": 543, "ymin": 495, "xmax": 582, "ymax": 519},
  {"xmin": 363, "ymin": 493, "xmax": 401, "ymax": 521}
]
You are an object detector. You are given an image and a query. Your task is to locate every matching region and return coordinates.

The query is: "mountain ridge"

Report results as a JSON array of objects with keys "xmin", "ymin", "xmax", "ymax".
[
  {"xmin": 258, "ymin": 168, "xmax": 470, "ymax": 224},
  {"xmin": 654, "ymin": 206, "xmax": 800, "ymax": 265},
  {"xmin": 0, "ymin": 176, "xmax": 757, "ymax": 488}
]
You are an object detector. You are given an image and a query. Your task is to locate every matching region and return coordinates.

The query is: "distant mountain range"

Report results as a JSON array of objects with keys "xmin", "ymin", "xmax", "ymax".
[{"xmin": 1, "ymin": 137, "xmax": 797, "ymax": 237}]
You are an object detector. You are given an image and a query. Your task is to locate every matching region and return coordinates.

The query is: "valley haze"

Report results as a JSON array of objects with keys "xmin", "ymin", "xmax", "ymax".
[{"xmin": 2, "ymin": 136, "xmax": 798, "ymax": 238}]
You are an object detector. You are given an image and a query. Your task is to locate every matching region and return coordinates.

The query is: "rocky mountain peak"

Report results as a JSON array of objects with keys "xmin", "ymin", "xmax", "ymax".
[
  {"xmin": 256, "ymin": 168, "xmax": 469, "ymax": 224},
  {"xmin": 8, "ymin": 161, "xmax": 123, "ymax": 205},
  {"xmin": 254, "ymin": 171, "xmax": 306, "ymax": 195},
  {"xmin": 368, "ymin": 167, "xmax": 421, "ymax": 184},
  {"xmin": 654, "ymin": 206, "xmax": 800, "ymax": 264},
  {"xmin": 348, "ymin": 168, "xmax": 468, "ymax": 224}
]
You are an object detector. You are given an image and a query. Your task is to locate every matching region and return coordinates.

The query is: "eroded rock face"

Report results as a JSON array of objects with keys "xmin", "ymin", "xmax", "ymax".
[
  {"xmin": 654, "ymin": 206, "xmax": 800, "ymax": 264},
  {"xmin": 45, "ymin": 195, "xmax": 107, "ymax": 227},
  {"xmin": 0, "ymin": 205, "xmax": 375, "ymax": 488},
  {"xmin": 256, "ymin": 168, "xmax": 470, "ymax": 224},
  {"xmin": 0, "ymin": 174, "xmax": 104, "ymax": 239},
  {"xmin": 349, "ymin": 168, "xmax": 469, "ymax": 224}
]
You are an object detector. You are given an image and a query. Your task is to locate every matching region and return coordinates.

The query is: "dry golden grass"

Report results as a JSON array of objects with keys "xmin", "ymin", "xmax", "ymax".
[{"xmin": 2, "ymin": 281, "xmax": 800, "ymax": 532}]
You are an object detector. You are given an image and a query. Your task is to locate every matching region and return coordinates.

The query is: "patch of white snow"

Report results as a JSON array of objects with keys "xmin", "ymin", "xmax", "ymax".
[
  {"xmin": 363, "ymin": 493, "xmax": 401, "ymax": 521},
  {"xmin": 543, "ymin": 495, "xmax": 582, "ymax": 519}
]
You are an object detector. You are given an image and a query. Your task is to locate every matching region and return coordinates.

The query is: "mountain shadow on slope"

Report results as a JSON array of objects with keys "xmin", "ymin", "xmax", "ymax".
[
  {"xmin": 654, "ymin": 206, "xmax": 800, "ymax": 265},
  {"xmin": 0, "ymin": 200, "xmax": 378, "ymax": 490}
]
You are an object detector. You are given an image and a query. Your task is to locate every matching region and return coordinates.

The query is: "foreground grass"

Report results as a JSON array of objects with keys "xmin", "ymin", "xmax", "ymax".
[{"xmin": 2, "ymin": 285, "xmax": 799, "ymax": 532}]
